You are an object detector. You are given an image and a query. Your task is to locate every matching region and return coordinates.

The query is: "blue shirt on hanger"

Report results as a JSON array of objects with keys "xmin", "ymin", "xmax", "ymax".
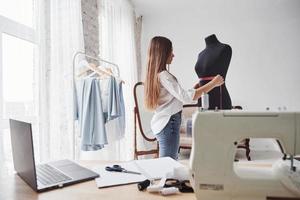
[{"xmin": 74, "ymin": 76, "xmax": 125, "ymax": 151}]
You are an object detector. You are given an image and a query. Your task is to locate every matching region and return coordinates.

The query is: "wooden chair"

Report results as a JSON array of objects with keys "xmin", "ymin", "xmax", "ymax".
[{"xmin": 133, "ymin": 82, "xmax": 159, "ymax": 159}]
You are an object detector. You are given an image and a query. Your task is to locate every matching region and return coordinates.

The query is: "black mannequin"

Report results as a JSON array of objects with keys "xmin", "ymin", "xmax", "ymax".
[{"xmin": 194, "ymin": 34, "xmax": 232, "ymax": 109}]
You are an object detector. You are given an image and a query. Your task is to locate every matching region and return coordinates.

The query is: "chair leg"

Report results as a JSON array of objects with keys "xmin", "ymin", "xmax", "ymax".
[
  {"xmin": 134, "ymin": 152, "xmax": 137, "ymax": 160},
  {"xmin": 245, "ymin": 138, "xmax": 251, "ymax": 161},
  {"xmin": 236, "ymin": 138, "xmax": 251, "ymax": 161}
]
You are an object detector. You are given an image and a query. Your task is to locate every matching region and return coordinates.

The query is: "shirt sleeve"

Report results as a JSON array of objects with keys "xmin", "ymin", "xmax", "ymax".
[{"xmin": 159, "ymin": 71, "xmax": 197, "ymax": 104}]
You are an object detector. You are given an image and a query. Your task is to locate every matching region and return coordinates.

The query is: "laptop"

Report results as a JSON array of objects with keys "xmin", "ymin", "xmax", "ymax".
[{"xmin": 9, "ymin": 119, "xmax": 99, "ymax": 192}]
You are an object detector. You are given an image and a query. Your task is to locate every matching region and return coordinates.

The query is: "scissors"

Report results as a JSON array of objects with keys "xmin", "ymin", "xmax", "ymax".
[{"xmin": 105, "ymin": 165, "xmax": 141, "ymax": 175}]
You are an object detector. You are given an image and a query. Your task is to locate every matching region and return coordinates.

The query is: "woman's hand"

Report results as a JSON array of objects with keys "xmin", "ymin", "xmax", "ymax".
[
  {"xmin": 192, "ymin": 75, "xmax": 224, "ymax": 100},
  {"xmin": 211, "ymin": 75, "xmax": 224, "ymax": 87},
  {"xmin": 193, "ymin": 83, "xmax": 200, "ymax": 89}
]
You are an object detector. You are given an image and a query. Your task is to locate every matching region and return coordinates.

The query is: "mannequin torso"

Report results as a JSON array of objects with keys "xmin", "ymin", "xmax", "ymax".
[{"xmin": 195, "ymin": 34, "xmax": 232, "ymax": 109}]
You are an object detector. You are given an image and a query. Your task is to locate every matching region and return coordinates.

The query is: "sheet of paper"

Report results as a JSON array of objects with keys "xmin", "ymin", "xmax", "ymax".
[{"xmin": 94, "ymin": 162, "xmax": 147, "ymax": 188}]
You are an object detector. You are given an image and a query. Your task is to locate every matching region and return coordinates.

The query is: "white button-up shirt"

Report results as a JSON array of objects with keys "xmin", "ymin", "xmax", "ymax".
[{"xmin": 151, "ymin": 70, "xmax": 197, "ymax": 134}]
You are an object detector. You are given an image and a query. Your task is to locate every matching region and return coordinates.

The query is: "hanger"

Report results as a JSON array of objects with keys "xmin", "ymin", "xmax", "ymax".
[
  {"xmin": 77, "ymin": 62, "xmax": 111, "ymax": 78},
  {"xmin": 73, "ymin": 52, "xmax": 125, "ymax": 83},
  {"xmin": 82, "ymin": 63, "xmax": 125, "ymax": 84}
]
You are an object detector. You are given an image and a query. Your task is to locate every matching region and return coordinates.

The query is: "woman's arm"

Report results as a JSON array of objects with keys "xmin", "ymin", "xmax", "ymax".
[
  {"xmin": 159, "ymin": 71, "xmax": 224, "ymax": 103},
  {"xmin": 159, "ymin": 71, "xmax": 197, "ymax": 104},
  {"xmin": 192, "ymin": 75, "xmax": 224, "ymax": 100}
]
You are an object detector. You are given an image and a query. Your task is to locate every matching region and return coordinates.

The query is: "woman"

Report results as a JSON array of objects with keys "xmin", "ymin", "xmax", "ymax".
[{"xmin": 144, "ymin": 36, "xmax": 224, "ymax": 160}]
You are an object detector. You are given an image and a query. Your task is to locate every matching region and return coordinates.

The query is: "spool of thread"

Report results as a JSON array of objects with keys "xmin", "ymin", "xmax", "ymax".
[
  {"xmin": 137, "ymin": 179, "xmax": 151, "ymax": 191},
  {"xmin": 160, "ymin": 187, "xmax": 179, "ymax": 195},
  {"xmin": 147, "ymin": 185, "xmax": 164, "ymax": 192},
  {"xmin": 147, "ymin": 177, "xmax": 167, "ymax": 192}
]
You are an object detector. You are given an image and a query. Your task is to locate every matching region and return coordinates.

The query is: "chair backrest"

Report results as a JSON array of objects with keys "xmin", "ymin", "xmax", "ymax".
[
  {"xmin": 133, "ymin": 82, "xmax": 158, "ymax": 159},
  {"xmin": 133, "ymin": 82, "xmax": 156, "ymax": 141}
]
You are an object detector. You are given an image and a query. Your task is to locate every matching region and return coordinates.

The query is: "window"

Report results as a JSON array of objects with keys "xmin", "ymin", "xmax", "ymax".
[
  {"xmin": 2, "ymin": 33, "xmax": 36, "ymax": 118},
  {"xmin": 0, "ymin": 0, "xmax": 34, "ymax": 28},
  {"xmin": 0, "ymin": 1, "xmax": 37, "ymax": 167}
]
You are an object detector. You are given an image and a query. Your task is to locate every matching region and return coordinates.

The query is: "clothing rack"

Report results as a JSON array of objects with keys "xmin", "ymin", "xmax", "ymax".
[{"xmin": 72, "ymin": 51, "xmax": 121, "ymax": 160}]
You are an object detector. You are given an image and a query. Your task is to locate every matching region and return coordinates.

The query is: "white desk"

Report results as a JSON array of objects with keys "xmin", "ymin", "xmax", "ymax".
[{"xmin": 0, "ymin": 160, "xmax": 196, "ymax": 200}]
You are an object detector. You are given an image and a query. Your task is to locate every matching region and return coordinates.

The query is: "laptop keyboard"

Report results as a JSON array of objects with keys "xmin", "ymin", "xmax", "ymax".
[{"xmin": 37, "ymin": 164, "xmax": 72, "ymax": 185}]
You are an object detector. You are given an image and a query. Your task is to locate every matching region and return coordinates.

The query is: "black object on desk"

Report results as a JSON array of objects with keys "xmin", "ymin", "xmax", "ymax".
[
  {"xmin": 164, "ymin": 179, "xmax": 194, "ymax": 193},
  {"xmin": 137, "ymin": 179, "xmax": 151, "ymax": 191},
  {"xmin": 105, "ymin": 165, "xmax": 141, "ymax": 175}
]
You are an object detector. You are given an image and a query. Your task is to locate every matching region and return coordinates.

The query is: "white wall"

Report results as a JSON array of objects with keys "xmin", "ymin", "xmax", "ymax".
[{"xmin": 135, "ymin": 0, "xmax": 300, "ymax": 111}]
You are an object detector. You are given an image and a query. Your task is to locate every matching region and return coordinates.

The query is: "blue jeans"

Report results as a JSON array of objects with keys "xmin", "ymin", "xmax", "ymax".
[{"xmin": 156, "ymin": 111, "xmax": 182, "ymax": 160}]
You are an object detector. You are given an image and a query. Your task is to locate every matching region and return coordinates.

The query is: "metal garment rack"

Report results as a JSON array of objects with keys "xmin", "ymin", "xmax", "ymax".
[{"xmin": 71, "ymin": 51, "xmax": 120, "ymax": 160}]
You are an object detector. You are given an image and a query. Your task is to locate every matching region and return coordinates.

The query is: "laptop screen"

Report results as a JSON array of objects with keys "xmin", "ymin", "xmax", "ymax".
[{"xmin": 9, "ymin": 119, "xmax": 37, "ymax": 190}]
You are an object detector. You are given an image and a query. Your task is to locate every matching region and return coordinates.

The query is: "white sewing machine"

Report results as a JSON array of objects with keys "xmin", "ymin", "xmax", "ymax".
[{"xmin": 190, "ymin": 111, "xmax": 300, "ymax": 200}]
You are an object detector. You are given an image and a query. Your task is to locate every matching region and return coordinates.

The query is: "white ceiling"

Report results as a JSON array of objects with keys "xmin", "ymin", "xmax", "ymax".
[
  {"xmin": 131, "ymin": 0, "xmax": 212, "ymax": 17},
  {"xmin": 131, "ymin": 0, "xmax": 300, "ymax": 19}
]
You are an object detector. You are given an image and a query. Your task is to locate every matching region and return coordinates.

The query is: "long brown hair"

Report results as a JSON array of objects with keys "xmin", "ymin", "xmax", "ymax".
[{"xmin": 144, "ymin": 36, "xmax": 173, "ymax": 110}]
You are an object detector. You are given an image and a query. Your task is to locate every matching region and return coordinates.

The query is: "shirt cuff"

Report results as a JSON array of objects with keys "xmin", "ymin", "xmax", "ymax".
[{"xmin": 187, "ymin": 89, "xmax": 198, "ymax": 104}]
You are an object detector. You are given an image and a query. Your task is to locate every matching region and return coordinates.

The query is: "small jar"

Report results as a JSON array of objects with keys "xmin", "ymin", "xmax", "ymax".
[{"xmin": 201, "ymin": 92, "xmax": 209, "ymax": 110}]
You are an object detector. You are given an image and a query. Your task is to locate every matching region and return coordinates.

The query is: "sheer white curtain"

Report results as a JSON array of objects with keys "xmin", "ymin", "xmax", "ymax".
[
  {"xmin": 79, "ymin": 0, "xmax": 138, "ymax": 161},
  {"xmin": 135, "ymin": 16, "xmax": 143, "ymax": 82},
  {"xmin": 37, "ymin": 0, "xmax": 84, "ymax": 161}
]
